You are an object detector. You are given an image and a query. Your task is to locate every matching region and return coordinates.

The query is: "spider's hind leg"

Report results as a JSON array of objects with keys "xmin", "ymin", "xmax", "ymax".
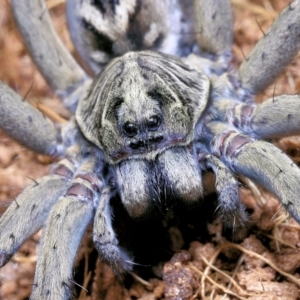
[
  {"xmin": 238, "ymin": 1, "xmax": 300, "ymax": 94},
  {"xmin": 0, "ymin": 82, "xmax": 61, "ymax": 156},
  {"xmin": 11, "ymin": 0, "xmax": 90, "ymax": 111},
  {"xmin": 193, "ymin": 0, "xmax": 233, "ymax": 65}
]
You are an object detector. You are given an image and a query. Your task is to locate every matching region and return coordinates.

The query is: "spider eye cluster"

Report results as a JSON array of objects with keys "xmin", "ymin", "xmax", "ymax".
[
  {"xmin": 76, "ymin": 51, "xmax": 210, "ymax": 163},
  {"xmin": 122, "ymin": 115, "xmax": 161, "ymax": 137}
]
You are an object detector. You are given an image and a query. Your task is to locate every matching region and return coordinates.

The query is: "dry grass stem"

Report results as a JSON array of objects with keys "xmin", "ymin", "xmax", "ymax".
[
  {"xmin": 261, "ymin": 233, "xmax": 296, "ymax": 249},
  {"xmin": 240, "ymin": 176, "xmax": 266, "ymax": 207},
  {"xmin": 189, "ymin": 263, "xmax": 248, "ymax": 300},
  {"xmin": 198, "ymin": 254, "xmax": 253, "ymax": 297},
  {"xmin": 231, "ymin": 0, "xmax": 278, "ymax": 20},
  {"xmin": 221, "ymin": 243, "xmax": 300, "ymax": 286},
  {"xmin": 31, "ymin": 102, "xmax": 67, "ymax": 123},
  {"xmin": 11, "ymin": 255, "xmax": 37, "ymax": 263}
]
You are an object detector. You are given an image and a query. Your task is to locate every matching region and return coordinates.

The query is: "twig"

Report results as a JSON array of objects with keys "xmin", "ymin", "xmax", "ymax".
[
  {"xmin": 199, "ymin": 254, "xmax": 253, "ymax": 296},
  {"xmin": 221, "ymin": 243, "xmax": 300, "ymax": 286}
]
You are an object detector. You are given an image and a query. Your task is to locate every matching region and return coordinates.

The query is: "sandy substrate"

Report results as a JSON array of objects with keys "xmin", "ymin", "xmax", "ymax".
[{"xmin": 1, "ymin": 0, "xmax": 300, "ymax": 299}]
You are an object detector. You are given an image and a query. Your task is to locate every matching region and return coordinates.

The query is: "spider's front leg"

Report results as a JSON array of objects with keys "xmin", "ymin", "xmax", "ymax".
[
  {"xmin": 0, "ymin": 174, "xmax": 69, "ymax": 267},
  {"xmin": 93, "ymin": 185, "xmax": 133, "ymax": 276},
  {"xmin": 229, "ymin": 95, "xmax": 300, "ymax": 139},
  {"xmin": 202, "ymin": 154, "xmax": 246, "ymax": 228},
  {"xmin": 202, "ymin": 121, "xmax": 300, "ymax": 223},
  {"xmin": 0, "ymin": 127, "xmax": 84, "ymax": 268},
  {"xmin": 193, "ymin": 0, "xmax": 233, "ymax": 61},
  {"xmin": 30, "ymin": 147, "xmax": 109, "ymax": 300}
]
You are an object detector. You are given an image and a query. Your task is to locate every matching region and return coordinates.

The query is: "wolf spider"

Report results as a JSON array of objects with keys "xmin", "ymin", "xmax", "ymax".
[{"xmin": 1, "ymin": 0, "xmax": 300, "ymax": 299}]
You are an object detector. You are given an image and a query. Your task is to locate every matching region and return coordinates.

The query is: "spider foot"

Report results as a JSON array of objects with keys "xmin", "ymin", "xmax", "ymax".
[
  {"xmin": 218, "ymin": 189, "xmax": 248, "ymax": 230},
  {"xmin": 204, "ymin": 154, "xmax": 247, "ymax": 229},
  {"xmin": 93, "ymin": 186, "xmax": 133, "ymax": 275},
  {"xmin": 95, "ymin": 242, "xmax": 133, "ymax": 275}
]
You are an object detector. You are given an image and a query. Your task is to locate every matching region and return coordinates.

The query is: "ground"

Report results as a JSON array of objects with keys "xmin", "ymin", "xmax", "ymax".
[{"xmin": 1, "ymin": 0, "xmax": 300, "ymax": 299}]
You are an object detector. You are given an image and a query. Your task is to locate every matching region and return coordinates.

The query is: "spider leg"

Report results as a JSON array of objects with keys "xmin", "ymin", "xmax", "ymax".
[
  {"xmin": 0, "ymin": 155, "xmax": 77, "ymax": 267},
  {"xmin": 31, "ymin": 153, "xmax": 105, "ymax": 300},
  {"xmin": 0, "ymin": 82, "xmax": 62, "ymax": 155},
  {"xmin": 193, "ymin": 0, "xmax": 233, "ymax": 62},
  {"xmin": 203, "ymin": 154, "xmax": 246, "ymax": 228},
  {"xmin": 11, "ymin": 0, "xmax": 90, "ymax": 111},
  {"xmin": 203, "ymin": 121, "xmax": 300, "ymax": 223},
  {"xmin": 229, "ymin": 95, "xmax": 300, "ymax": 139},
  {"xmin": 238, "ymin": 1, "xmax": 300, "ymax": 94},
  {"xmin": 93, "ymin": 186, "xmax": 132, "ymax": 275}
]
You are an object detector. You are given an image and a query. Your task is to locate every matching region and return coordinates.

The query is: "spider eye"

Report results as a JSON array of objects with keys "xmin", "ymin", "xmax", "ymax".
[
  {"xmin": 123, "ymin": 122, "xmax": 138, "ymax": 137},
  {"xmin": 147, "ymin": 116, "xmax": 161, "ymax": 131}
]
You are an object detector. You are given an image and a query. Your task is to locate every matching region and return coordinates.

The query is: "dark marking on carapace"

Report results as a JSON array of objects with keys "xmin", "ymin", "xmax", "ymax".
[{"xmin": 31, "ymin": 204, "xmax": 36, "ymax": 213}]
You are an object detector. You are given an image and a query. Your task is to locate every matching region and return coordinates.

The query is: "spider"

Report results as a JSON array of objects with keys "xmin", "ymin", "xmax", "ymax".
[{"xmin": 1, "ymin": 0, "xmax": 300, "ymax": 299}]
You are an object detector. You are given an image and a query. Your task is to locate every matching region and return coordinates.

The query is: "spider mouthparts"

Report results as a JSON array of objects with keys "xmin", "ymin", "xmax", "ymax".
[{"xmin": 129, "ymin": 135, "xmax": 163, "ymax": 150}]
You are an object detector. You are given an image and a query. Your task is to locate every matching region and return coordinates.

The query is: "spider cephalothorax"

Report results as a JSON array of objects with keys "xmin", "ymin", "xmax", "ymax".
[
  {"xmin": 1, "ymin": 0, "xmax": 300, "ymax": 299},
  {"xmin": 77, "ymin": 51, "xmax": 210, "ymax": 162}
]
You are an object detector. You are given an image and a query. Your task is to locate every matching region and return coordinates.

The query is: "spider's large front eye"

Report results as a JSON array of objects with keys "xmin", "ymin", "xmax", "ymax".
[
  {"xmin": 123, "ymin": 122, "xmax": 138, "ymax": 137},
  {"xmin": 147, "ymin": 116, "xmax": 161, "ymax": 131}
]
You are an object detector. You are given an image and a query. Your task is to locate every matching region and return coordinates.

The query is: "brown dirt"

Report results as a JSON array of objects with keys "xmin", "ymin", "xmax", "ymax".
[{"xmin": 1, "ymin": 0, "xmax": 300, "ymax": 299}]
